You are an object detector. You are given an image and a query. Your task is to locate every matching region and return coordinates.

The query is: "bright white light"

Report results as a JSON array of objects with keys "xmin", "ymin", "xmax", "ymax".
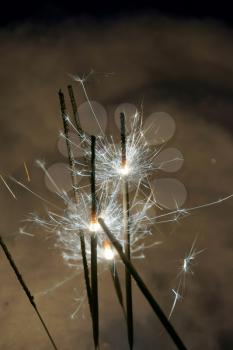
[
  {"xmin": 103, "ymin": 240, "xmax": 114, "ymax": 260},
  {"xmin": 89, "ymin": 221, "xmax": 101, "ymax": 232},
  {"xmin": 118, "ymin": 164, "xmax": 130, "ymax": 176}
]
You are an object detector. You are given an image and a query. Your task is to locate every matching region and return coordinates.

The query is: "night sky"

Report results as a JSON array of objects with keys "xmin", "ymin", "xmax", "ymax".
[
  {"xmin": 0, "ymin": 2, "xmax": 233, "ymax": 350},
  {"xmin": 1, "ymin": 1, "xmax": 233, "ymax": 26}
]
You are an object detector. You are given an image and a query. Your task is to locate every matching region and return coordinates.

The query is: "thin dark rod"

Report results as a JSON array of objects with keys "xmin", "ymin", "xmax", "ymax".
[
  {"xmin": 109, "ymin": 261, "xmax": 126, "ymax": 319},
  {"xmin": 98, "ymin": 219, "xmax": 187, "ymax": 350},
  {"xmin": 120, "ymin": 112, "xmax": 133, "ymax": 349},
  {"xmin": 91, "ymin": 136, "xmax": 97, "ymax": 220},
  {"xmin": 67, "ymin": 85, "xmax": 84, "ymax": 138},
  {"xmin": 59, "ymin": 90, "xmax": 79, "ymax": 202},
  {"xmin": 0, "ymin": 236, "xmax": 58, "ymax": 350},
  {"xmin": 58, "ymin": 90, "xmax": 92, "ymax": 317},
  {"xmin": 90, "ymin": 135, "xmax": 99, "ymax": 349}
]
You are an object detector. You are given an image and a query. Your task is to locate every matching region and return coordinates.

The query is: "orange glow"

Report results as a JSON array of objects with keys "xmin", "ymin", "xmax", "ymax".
[{"xmin": 103, "ymin": 240, "xmax": 114, "ymax": 260}]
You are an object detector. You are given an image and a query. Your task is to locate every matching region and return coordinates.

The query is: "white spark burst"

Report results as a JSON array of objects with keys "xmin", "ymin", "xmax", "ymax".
[
  {"xmin": 26, "ymin": 179, "xmax": 154, "ymax": 267},
  {"xmin": 63, "ymin": 101, "xmax": 170, "ymax": 199},
  {"xmin": 169, "ymin": 237, "xmax": 204, "ymax": 318},
  {"xmin": 179, "ymin": 237, "xmax": 204, "ymax": 284},
  {"xmin": 169, "ymin": 288, "xmax": 183, "ymax": 319}
]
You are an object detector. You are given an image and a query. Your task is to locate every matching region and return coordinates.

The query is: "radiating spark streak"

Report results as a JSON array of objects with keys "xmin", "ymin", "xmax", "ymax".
[
  {"xmin": 23, "ymin": 161, "xmax": 30, "ymax": 182},
  {"xmin": 60, "ymin": 118, "xmax": 82, "ymax": 138},
  {"xmin": 70, "ymin": 283, "xmax": 92, "ymax": 320},
  {"xmin": 35, "ymin": 271, "xmax": 80, "ymax": 299},
  {"xmin": 132, "ymin": 241, "xmax": 162, "ymax": 253},
  {"xmin": 169, "ymin": 287, "xmax": 182, "ymax": 319},
  {"xmin": 72, "ymin": 74, "xmax": 105, "ymax": 136},
  {"xmin": 59, "ymin": 131, "xmax": 86, "ymax": 162},
  {"xmin": 144, "ymin": 175, "xmax": 164, "ymax": 211},
  {"xmin": 150, "ymin": 194, "xmax": 233, "ymax": 223},
  {"xmin": 10, "ymin": 177, "xmax": 61, "ymax": 210},
  {"xmin": 70, "ymin": 298, "xmax": 85, "ymax": 320},
  {"xmin": 156, "ymin": 157, "xmax": 183, "ymax": 170},
  {"xmin": 187, "ymin": 194, "xmax": 233, "ymax": 211},
  {"xmin": 0, "ymin": 174, "xmax": 17, "ymax": 199},
  {"xmin": 169, "ymin": 237, "xmax": 204, "ymax": 319},
  {"xmin": 131, "ymin": 178, "xmax": 142, "ymax": 206},
  {"xmin": 19, "ymin": 227, "xmax": 34, "ymax": 237},
  {"xmin": 35, "ymin": 160, "xmax": 67, "ymax": 199}
]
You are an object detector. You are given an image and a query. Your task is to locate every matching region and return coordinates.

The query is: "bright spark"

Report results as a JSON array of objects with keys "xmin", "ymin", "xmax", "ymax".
[
  {"xmin": 23, "ymin": 161, "xmax": 31, "ymax": 182},
  {"xmin": 117, "ymin": 164, "xmax": 130, "ymax": 176},
  {"xmin": 169, "ymin": 237, "xmax": 204, "ymax": 318},
  {"xmin": 0, "ymin": 174, "xmax": 17, "ymax": 199},
  {"xmin": 169, "ymin": 288, "xmax": 183, "ymax": 319},
  {"xmin": 89, "ymin": 221, "xmax": 101, "ymax": 232},
  {"xmin": 102, "ymin": 240, "xmax": 114, "ymax": 260},
  {"xmin": 19, "ymin": 227, "xmax": 34, "ymax": 237},
  {"xmin": 180, "ymin": 237, "xmax": 204, "ymax": 277}
]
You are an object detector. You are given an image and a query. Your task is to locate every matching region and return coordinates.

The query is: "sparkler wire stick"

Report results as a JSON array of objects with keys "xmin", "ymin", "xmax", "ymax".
[
  {"xmin": 109, "ymin": 260, "xmax": 126, "ymax": 318},
  {"xmin": 59, "ymin": 90, "xmax": 79, "ymax": 202},
  {"xmin": 0, "ymin": 236, "xmax": 58, "ymax": 350},
  {"xmin": 67, "ymin": 85, "xmax": 84, "ymax": 138},
  {"xmin": 120, "ymin": 112, "xmax": 134, "ymax": 349},
  {"xmin": 58, "ymin": 90, "xmax": 93, "ymax": 316},
  {"xmin": 98, "ymin": 219, "xmax": 187, "ymax": 350},
  {"xmin": 90, "ymin": 135, "xmax": 99, "ymax": 349}
]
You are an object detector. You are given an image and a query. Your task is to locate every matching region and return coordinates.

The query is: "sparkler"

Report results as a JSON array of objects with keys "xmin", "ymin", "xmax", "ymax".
[
  {"xmin": 67, "ymin": 85, "xmax": 85, "ymax": 139},
  {"xmin": 109, "ymin": 257, "xmax": 125, "ymax": 316},
  {"xmin": 120, "ymin": 112, "xmax": 134, "ymax": 349},
  {"xmin": 58, "ymin": 90, "xmax": 93, "ymax": 320},
  {"xmin": 90, "ymin": 135, "xmax": 99, "ymax": 349},
  {"xmin": 0, "ymin": 235, "xmax": 58, "ymax": 350}
]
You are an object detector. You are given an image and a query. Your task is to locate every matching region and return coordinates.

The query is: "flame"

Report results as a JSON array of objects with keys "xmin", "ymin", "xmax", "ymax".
[
  {"xmin": 103, "ymin": 240, "xmax": 114, "ymax": 260},
  {"xmin": 89, "ymin": 216, "xmax": 100, "ymax": 232},
  {"xmin": 118, "ymin": 162, "xmax": 130, "ymax": 176}
]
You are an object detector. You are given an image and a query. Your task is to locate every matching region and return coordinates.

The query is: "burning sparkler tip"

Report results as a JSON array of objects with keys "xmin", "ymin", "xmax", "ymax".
[
  {"xmin": 103, "ymin": 240, "xmax": 114, "ymax": 260},
  {"xmin": 118, "ymin": 164, "xmax": 130, "ymax": 176},
  {"xmin": 89, "ymin": 221, "xmax": 101, "ymax": 233}
]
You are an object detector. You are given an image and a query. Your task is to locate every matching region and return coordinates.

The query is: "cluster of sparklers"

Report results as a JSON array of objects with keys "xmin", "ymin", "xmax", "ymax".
[{"xmin": 1, "ymin": 77, "xmax": 232, "ymax": 350}]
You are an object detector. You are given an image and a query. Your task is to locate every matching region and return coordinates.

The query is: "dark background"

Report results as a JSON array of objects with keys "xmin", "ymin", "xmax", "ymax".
[{"xmin": 1, "ymin": 1, "xmax": 233, "ymax": 27}]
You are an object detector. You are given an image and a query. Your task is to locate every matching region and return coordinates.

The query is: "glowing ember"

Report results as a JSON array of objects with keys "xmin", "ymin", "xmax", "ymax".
[
  {"xmin": 89, "ymin": 220, "xmax": 101, "ymax": 232},
  {"xmin": 103, "ymin": 240, "xmax": 114, "ymax": 260},
  {"xmin": 118, "ymin": 164, "xmax": 130, "ymax": 176}
]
